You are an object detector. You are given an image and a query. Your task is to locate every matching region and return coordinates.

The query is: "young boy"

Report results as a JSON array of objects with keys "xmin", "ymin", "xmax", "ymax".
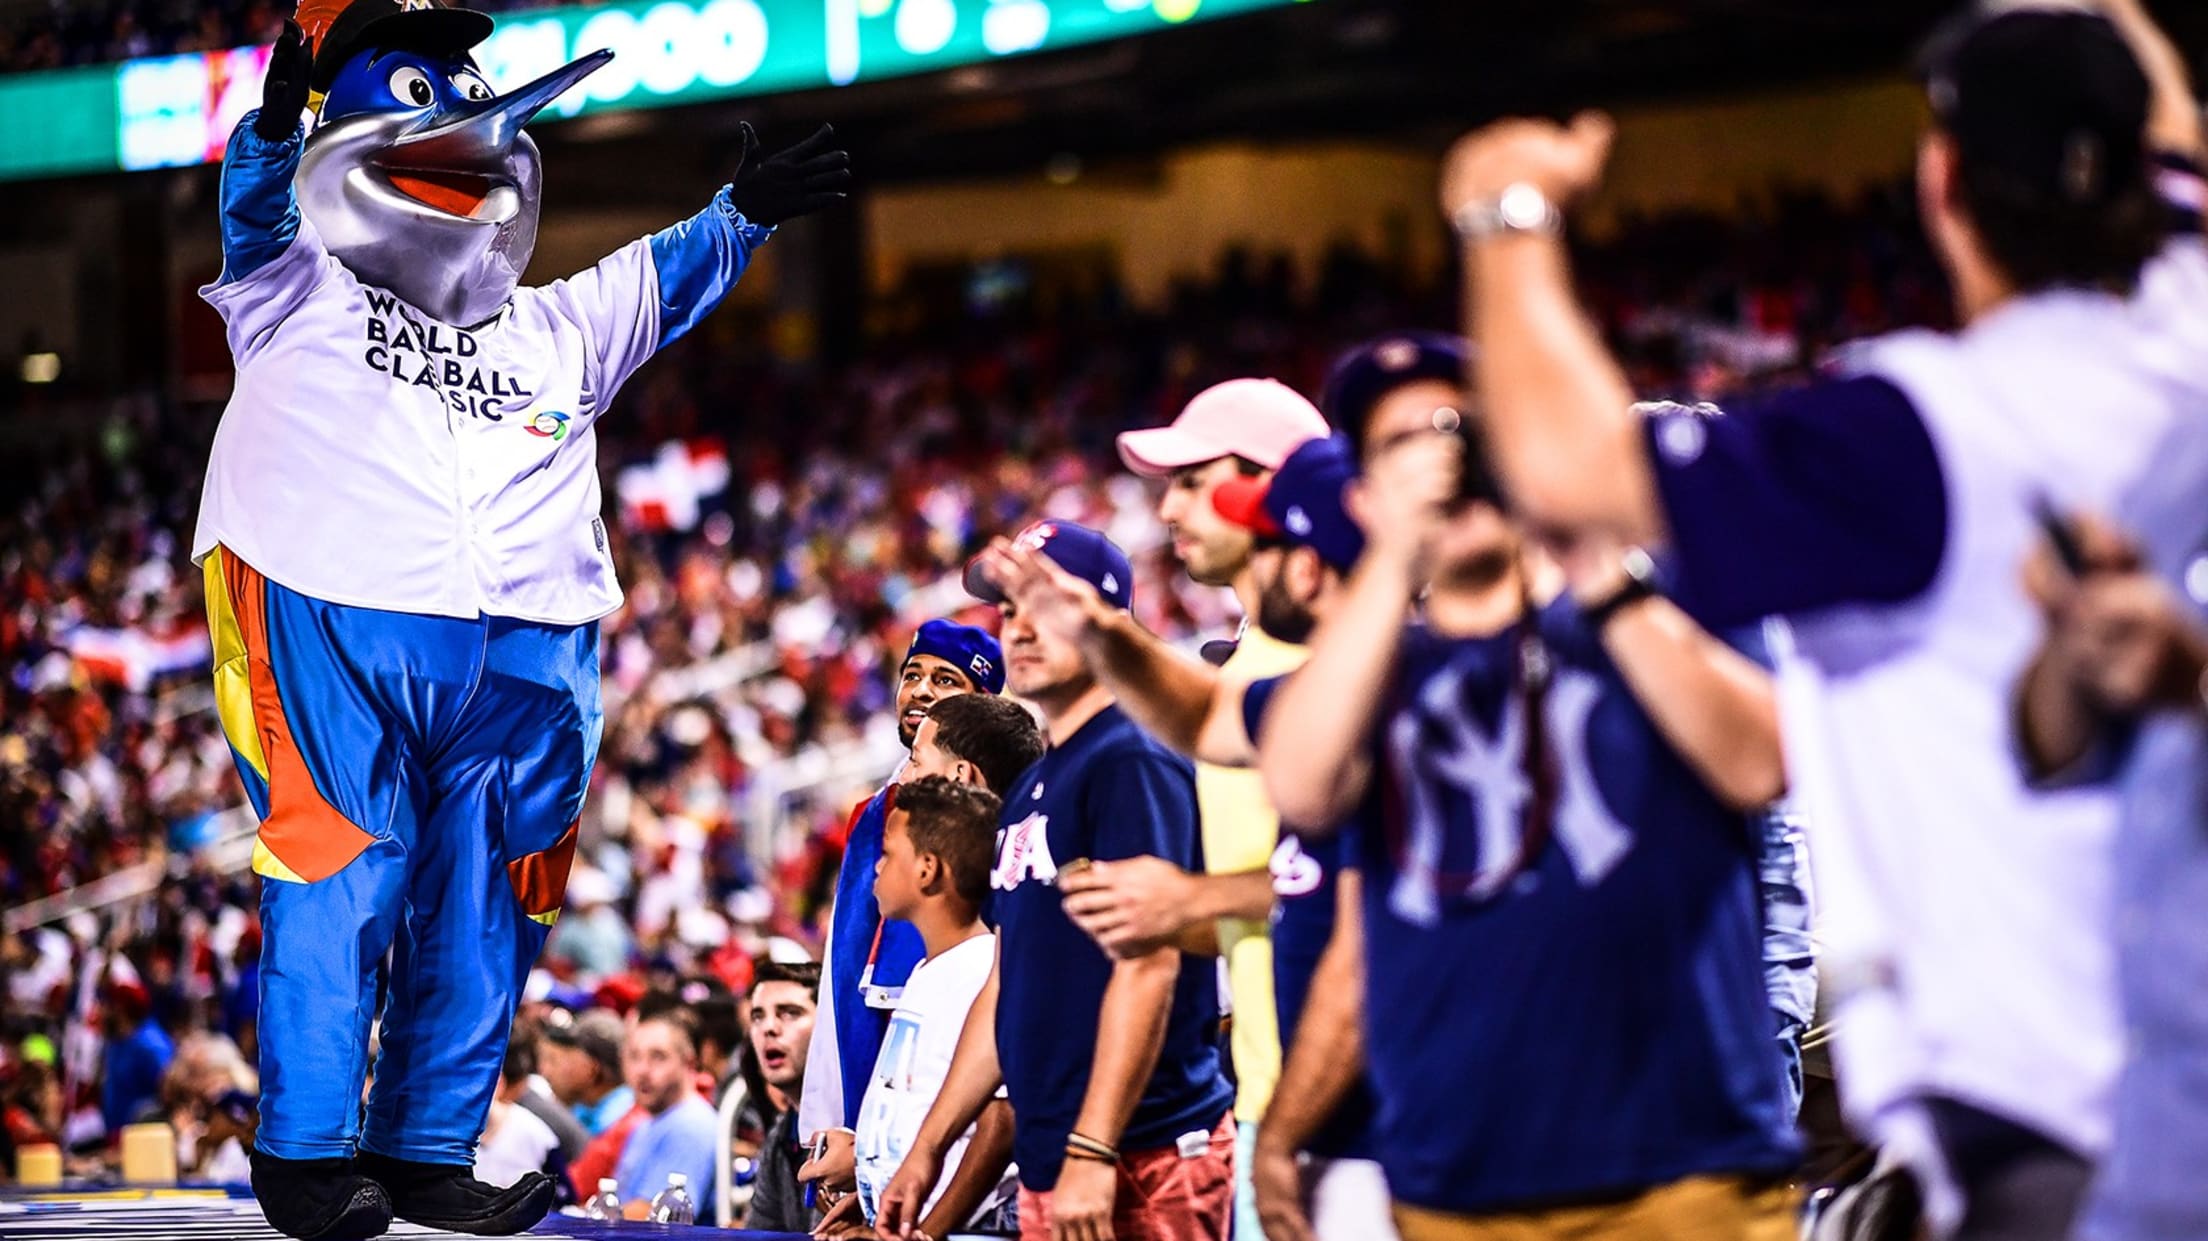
[{"xmin": 846, "ymin": 777, "xmax": 1019, "ymax": 1236}]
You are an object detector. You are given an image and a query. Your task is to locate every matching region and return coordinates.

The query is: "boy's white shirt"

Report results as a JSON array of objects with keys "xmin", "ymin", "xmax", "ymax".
[{"xmin": 854, "ymin": 932, "xmax": 1013, "ymax": 1226}]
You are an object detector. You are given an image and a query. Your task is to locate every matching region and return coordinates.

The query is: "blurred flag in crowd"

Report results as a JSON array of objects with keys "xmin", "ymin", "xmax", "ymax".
[
  {"xmin": 619, "ymin": 438, "xmax": 732, "ymax": 532},
  {"xmin": 62, "ymin": 622, "xmax": 211, "ymax": 693}
]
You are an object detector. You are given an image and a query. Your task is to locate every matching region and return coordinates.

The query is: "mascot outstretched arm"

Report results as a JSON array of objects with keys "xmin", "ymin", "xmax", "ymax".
[{"xmin": 195, "ymin": 6, "xmax": 848, "ymax": 1238}]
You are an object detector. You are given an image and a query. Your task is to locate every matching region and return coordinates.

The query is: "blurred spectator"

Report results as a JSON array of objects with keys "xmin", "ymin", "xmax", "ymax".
[
  {"xmin": 97, "ymin": 980, "xmax": 171, "ymax": 1135},
  {"xmin": 151, "ymin": 1031, "xmax": 253, "ymax": 1181},
  {"xmin": 542, "ymin": 868, "xmax": 631, "ymax": 982},
  {"xmin": 497, "ymin": 1027, "xmax": 588, "ymax": 1166},
  {"xmin": 2, "ymin": 1060, "xmax": 62, "ymax": 1171},
  {"xmin": 691, "ymin": 991, "xmax": 745, "ymax": 1103},
  {"xmin": 610, "ymin": 1009, "xmax": 718, "ymax": 1216},
  {"xmin": 538, "ymin": 1009, "xmax": 631, "ymax": 1137},
  {"xmin": 566, "ymin": 1095, "xmax": 643, "ymax": 1205},
  {"xmin": 742, "ymin": 959, "xmax": 820, "ymax": 1233},
  {"xmin": 475, "ymin": 1031, "xmax": 576, "ymax": 1196}
]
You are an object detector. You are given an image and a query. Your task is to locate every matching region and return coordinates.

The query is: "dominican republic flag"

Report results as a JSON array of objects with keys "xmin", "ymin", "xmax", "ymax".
[
  {"xmin": 617, "ymin": 438, "xmax": 732, "ymax": 533},
  {"xmin": 64, "ymin": 623, "xmax": 212, "ymax": 693}
]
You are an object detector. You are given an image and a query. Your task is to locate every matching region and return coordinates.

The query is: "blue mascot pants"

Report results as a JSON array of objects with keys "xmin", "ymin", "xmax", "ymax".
[{"xmin": 205, "ymin": 546, "xmax": 602, "ymax": 1164}]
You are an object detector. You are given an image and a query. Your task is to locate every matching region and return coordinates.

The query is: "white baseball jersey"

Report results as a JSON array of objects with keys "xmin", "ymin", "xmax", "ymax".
[
  {"xmin": 1651, "ymin": 220, "xmax": 2208, "ymax": 1162},
  {"xmin": 195, "ymin": 214, "xmax": 698, "ymax": 624}
]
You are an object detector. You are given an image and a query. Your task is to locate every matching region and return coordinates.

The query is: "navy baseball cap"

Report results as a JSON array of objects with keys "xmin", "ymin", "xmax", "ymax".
[
  {"xmin": 1320, "ymin": 332, "xmax": 1471, "ymax": 452},
  {"xmin": 1921, "ymin": 5, "xmax": 2148, "ymax": 207},
  {"xmin": 1212, "ymin": 434, "xmax": 1364, "ymax": 573},
  {"xmin": 964, "ymin": 521, "xmax": 1135, "ymax": 610},
  {"xmin": 904, "ymin": 619, "xmax": 1004, "ymax": 695}
]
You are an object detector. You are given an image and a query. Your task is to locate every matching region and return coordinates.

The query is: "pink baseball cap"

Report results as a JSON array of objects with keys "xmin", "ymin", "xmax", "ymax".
[{"xmin": 1116, "ymin": 378, "xmax": 1329, "ymax": 478}]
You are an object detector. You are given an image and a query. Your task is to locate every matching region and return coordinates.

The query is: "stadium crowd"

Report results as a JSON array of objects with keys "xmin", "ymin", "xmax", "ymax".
[{"xmin": 0, "ymin": 176, "xmax": 1933, "ymax": 1211}]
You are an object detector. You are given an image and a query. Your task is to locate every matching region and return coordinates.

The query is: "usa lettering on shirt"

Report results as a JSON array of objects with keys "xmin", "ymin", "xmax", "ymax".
[
  {"xmin": 1268, "ymin": 836, "xmax": 1323, "ymax": 899},
  {"xmin": 991, "ymin": 809, "xmax": 1060, "ymax": 891}
]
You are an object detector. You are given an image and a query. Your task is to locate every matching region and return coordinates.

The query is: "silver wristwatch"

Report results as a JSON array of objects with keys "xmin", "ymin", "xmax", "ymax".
[{"xmin": 1452, "ymin": 182, "xmax": 1564, "ymax": 241}]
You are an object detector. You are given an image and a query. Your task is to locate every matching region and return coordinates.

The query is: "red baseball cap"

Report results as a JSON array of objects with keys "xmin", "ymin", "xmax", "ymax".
[
  {"xmin": 1117, "ymin": 379, "xmax": 1329, "ymax": 477},
  {"xmin": 1210, "ymin": 476, "xmax": 1280, "ymax": 539}
]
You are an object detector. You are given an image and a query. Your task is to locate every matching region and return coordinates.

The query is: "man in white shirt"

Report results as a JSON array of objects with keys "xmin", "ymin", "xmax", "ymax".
[
  {"xmin": 194, "ymin": 5, "xmax": 848, "ymax": 1237},
  {"xmin": 1438, "ymin": 2, "xmax": 2205, "ymax": 1234},
  {"xmin": 473, "ymin": 1042, "xmax": 566, "ymax": 1194}
]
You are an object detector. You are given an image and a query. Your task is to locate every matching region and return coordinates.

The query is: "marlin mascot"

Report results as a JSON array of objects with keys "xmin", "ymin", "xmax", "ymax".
[{"xmin": 194, "ymin": 4, "xmax": 847, "ymax": 1236}]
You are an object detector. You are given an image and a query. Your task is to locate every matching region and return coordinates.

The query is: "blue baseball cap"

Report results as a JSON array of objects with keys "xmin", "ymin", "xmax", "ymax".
[
  {"xmin": 1212, "ymin": 434, "xmax": 1364, "ymax": 573},
  {"xmin": 1320, "ymin": 332, "xmax": 1472, "ymax": 451},
  {"xmin": 964, "ymin": 520, "xmax": 1135, "ymax": 610},
  {"xmin": 904, "ymin": 619, "xmax": 1004, "ymax": 695}
]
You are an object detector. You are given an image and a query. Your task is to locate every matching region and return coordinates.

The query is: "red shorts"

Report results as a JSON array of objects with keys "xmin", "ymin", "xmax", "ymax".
[{"xmin": 1018, "ymin": 1113, "xmax": 1234, "ymax": 1241}]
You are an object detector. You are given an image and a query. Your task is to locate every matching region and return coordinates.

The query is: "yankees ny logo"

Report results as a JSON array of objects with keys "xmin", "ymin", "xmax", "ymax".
[{"xmin": 1386, "ymin": 664, "xmax": 1634, "ymax": 926}]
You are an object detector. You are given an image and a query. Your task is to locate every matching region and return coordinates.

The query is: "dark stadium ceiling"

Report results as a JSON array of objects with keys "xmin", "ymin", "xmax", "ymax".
[{"xmin": 528, "ymin": 0, "xmax": 2205, "ymax": 206}]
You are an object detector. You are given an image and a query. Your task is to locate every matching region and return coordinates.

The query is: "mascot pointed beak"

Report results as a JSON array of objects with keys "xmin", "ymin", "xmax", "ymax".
[{"xmin": 390, "ymin": 48, "xmax": 613, "ymax": 169}]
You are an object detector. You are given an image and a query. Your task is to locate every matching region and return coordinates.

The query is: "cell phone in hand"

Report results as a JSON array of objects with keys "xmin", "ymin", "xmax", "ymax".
[
  {"xmin": 803, "ymin": 1132, "xmax": 829, "ymax": 1210},
  {"xmin": 2033, "ymin": 497, "xmax": 2089, "ymax": 577}
]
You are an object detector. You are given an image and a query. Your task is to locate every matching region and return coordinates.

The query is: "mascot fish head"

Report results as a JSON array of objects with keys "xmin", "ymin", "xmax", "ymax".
[{"xmin": 294, "ymin": 0, "xmax": 610, "ymax": 326}]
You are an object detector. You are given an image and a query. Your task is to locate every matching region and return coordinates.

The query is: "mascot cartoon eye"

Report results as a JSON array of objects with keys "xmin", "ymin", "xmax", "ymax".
[
  {"xmin": 388, "ymin": 65, "xmax": 436, "ymax": 108},
  {"xmin": 450, "ymin": 70, "xmax": 492, "ymax": 102}
]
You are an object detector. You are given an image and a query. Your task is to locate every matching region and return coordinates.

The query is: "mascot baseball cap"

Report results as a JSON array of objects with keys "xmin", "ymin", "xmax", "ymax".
[
  {"xmin": 1920, "ymin": 4, "xmax": 2149, "ymax": 207},
  {"xmin": 1213, "ymin": 434, "xmax": 1365, "ymax": 573},
  {"xmin": 905, "ymin": 619, "xmax": 1005, "ymax": 695},
  {"xmin": 965, "ymin": 521, "xmax": 1135, "ymax": 610},
  {"xmin": 298, "ymin": 0, "xmax": 495, "ymax": 92},
  {"xmin": 1117, "ymin": 378, "xmax": 1329, "ymax": 477}
]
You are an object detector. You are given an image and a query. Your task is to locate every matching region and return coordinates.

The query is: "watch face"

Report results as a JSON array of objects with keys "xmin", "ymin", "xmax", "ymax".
[{"xmin": 1499, "ymin": 184, "xmax": 1549, "ymax": 230}]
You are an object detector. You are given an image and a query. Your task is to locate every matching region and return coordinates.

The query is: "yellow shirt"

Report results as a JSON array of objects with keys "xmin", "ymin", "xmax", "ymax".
[{"xmin": 1199, "ymin": 624, "xmax": 1309, "ymax": 1122}]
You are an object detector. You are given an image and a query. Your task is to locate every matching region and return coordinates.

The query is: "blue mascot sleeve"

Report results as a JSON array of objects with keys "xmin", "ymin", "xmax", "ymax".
[
  {"xmin": 645, "ymin": 186, "xmax": 775, "ymax": 350},
  {"xmin": 215, "ymin": 111, "xmax": 305, "ymax": 287}
]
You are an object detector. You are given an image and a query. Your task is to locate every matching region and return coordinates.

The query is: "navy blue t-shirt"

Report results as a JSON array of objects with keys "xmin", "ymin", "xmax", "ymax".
[
  {"xmin": 1347, "ymin": 602, "xmax": 1798, "ymax": 1213},
  {"xmin": 990, "ymin": 703, "xmax": 1234, "ymax": 1190},
  {"xmin": 1242, "ymin": 674, "xmax": 1379, "ymax": 1161}
]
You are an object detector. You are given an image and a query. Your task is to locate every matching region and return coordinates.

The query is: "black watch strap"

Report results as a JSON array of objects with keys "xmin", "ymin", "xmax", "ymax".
[{"xmin": 1581, "ymin": 548, "xmax": 1660, "ymax": 630}]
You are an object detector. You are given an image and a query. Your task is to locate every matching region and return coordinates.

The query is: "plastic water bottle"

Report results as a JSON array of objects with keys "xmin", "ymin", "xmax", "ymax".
[
  {"xmin": 583, "ymin": 1178, "xmax": 622, "ymax": 1221},
  {"xmin": 649, "ymin": 1172, "xmax": 696, "ymax": 1225}
]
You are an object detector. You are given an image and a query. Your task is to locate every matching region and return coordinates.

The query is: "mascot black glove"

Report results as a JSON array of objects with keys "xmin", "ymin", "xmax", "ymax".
[
  {"xmin": 726, "ymin": 123, "xmax": 852, "ymax": 227},
  {"xmin": 255, "ymin": 19, "xmax": 313, "ymax": 142}
]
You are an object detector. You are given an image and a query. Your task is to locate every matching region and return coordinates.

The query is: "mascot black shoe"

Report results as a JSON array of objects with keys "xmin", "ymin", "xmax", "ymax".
[
  {"xmin": 355, "ymin": 1150, "xmax": 557, "ymax": 1235},
  {"xmin": 250, "ymin": 1152, "xmax": 394, "ymax": 1241}
]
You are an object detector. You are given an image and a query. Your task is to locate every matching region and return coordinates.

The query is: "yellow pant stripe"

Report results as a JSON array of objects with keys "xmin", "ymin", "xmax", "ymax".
[
  {"xmin": 203, "ymin": 550, "xmax": 269, "ymax": 783},
  {"xmin": 251, "ymin": 838, "xmax": 307, "ymax": 884}
]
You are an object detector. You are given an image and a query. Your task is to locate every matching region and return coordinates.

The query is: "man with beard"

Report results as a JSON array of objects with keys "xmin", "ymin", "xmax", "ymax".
[
  {"xmin": 1107, "ymin": 381, "xmax": 1328, "ymax": 1231},
  {"xmin": 797, "ymin": 620, "xmax": 1004, "ymax": 1192}
]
